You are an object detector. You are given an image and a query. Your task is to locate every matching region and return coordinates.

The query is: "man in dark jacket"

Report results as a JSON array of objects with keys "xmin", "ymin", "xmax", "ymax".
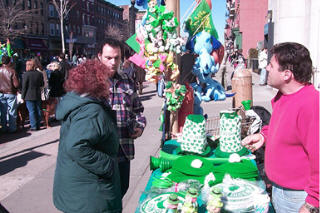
[
  {"xmin": 0, "ymin": 56, "xmax": 20, "ymax": 133},
  {"xmin": 21, "ymin": 59, "xmax": 44, "ymax": 131},
  {"xmin": 58, "ymin": 53, "xmax": 71, "ymax": 80}
]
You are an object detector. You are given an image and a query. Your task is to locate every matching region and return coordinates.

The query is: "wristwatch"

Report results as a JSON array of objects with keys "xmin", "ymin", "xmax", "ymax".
[{"xmin": 304, "ymin": 203, "xmax": 319, "ymax": 213}]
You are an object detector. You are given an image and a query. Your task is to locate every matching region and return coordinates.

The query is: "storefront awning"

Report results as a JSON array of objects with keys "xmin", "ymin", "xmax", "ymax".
[
  {"xmin": 12, "ymin": 38, "xmax": 25, "ymax": 49},
  {"xmin": 26, "ymin": 38, "xmax": 48, "ymax": 50}
]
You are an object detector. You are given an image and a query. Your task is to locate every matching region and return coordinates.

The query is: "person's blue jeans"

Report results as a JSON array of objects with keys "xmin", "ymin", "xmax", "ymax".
[
  {"xmin": 272, "ymin": 184, "xmax": 307, "ymax": 213},
  {"xmin": 0, "ymin": 93, "xmax": 17, "ymax": 132},
  {"xmin": 26, "ymin": 100, "xmax": 42, "ymax": 130},
  {"xmin": 260, "ymin": 68, "xmax": 267, "ymax": 85}
]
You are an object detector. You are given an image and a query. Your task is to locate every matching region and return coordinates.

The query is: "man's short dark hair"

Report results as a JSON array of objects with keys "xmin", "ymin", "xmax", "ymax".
[
  {"xmin": 59, "ymin": 53, "xmax": 65, "ymax": 60},
  {"xmin": 97, "ymin": 37, "xmax": 124, "ymax": 60},
  {"xmin": 2, "ymin": 56, "xmax": 10, "ymax": 65},
  {"xmin": 271, "ymin": 42, "xmax": 313, "ymax": 83}
]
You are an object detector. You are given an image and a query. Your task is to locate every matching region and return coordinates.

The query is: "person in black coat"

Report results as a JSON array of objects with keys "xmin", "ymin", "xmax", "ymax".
[
  {"xmin": 21, "ymin": 59, "xmax": 44, "ymax": 131},
  {"xmin": 48, "ymin": 62, "xmax": 65, "ymax": 98}
]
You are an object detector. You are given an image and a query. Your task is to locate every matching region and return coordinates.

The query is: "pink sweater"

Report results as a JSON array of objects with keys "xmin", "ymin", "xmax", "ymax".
[{"xmin": 261, "ymin": 84, "xmax": 319, "ymax": 207}]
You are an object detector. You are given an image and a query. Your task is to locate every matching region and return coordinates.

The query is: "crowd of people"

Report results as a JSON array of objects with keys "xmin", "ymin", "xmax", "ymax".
[{"xmin": 0, "ymin": 52, "xmax": 71, "ymax": 133}]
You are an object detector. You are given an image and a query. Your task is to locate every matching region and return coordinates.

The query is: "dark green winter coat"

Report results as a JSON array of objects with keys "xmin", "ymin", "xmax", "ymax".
[{"xmin": 53, "ymin": 92, "xmax": 122, "ymax": 213}]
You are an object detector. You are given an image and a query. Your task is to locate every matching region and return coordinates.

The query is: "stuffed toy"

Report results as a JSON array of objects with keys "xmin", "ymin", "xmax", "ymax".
[
  {"xmin": 206, "ymin": 188, "xmax": 223, "ymax": 213},
  {"xmin": 191, "ymin": 31, "xmax": 226, "ymax": 106},
  {"xmin": 181, "ymin": 188, "xmax": 198, "ymax": 213},
  {"xmin": 128, "ymin": 1, "xmax": 185, "ymax": 83},
  {"xmin": 164, "ymin": 81, "xmax": 187, "ymax": 112}
]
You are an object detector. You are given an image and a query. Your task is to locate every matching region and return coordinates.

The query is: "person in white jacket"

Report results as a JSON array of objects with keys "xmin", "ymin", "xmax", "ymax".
[{"xmin": 258, "ymin": 48, "xmax": 268, "ymax": 85}]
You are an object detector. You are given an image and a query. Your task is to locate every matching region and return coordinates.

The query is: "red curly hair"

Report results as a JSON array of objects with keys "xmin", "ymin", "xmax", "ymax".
[{"xmin": 64, "ymin": 59, "xmax": 111, "ymax": 100}]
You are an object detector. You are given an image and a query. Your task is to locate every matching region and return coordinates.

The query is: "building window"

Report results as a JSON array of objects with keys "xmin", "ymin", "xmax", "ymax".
[
  {"xmin": 27, "ymin": 0, "xmax": 31, "ymax": 9},
  {"xmin": 83, "ymin": 14, "xmax": 85, "ymax": 24},
  {"xmin": 49, "ymin": 4, "xmax": 55, "ymax": 17},
  {"xmin": 56, "ymin": 23, "xmax": 60, "ymax": 35},
  {"xmin": 50, "ymin": 23, "xmax": 55, "ymax": 36},
  {"xmin": 29, "ymin": 22, "xmax": 32, "ymax": 34},
  {"xmin": 34, "ymin": 1, "xmax": 38, "ymax": 14},
  {"xmin": 22, "ymin": 0, "xmax": 25, "ymax": 10},
  {"xmin": 77, "ymin": 26, "xmax": 80, "ymax": 35},
  {"xmin": 40, "ymin": 2, "xmax": 43, "ymax": 15},
  {"xmin": 41, "ymin": 23, "xmax": 44, "ymax": 35}
]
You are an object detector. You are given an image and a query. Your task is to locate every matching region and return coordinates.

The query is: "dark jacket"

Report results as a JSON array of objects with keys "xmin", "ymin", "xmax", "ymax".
[
  {"xmin": 60, "ymin": 59, "xmax": 71, "ymax": 80},
  {"xmin": 53, "ymin": 92, "xmax": 122, "ymax": 213},
  {"xmin": 0, "ymin": 65, "xmax": 19, "ymax": 94},
  {"xmin": 21, "ymin": 70, "xmax": 44, "ymax": 100},
  {"xmin": 48, "ymin": 69, "xmax": 65, "ymax": 97}
]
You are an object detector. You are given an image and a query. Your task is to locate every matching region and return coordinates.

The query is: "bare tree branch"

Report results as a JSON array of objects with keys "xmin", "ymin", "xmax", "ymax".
[
  {"xmin": 105, "ymin": 24, "xmax": 129, "ymax": 42},
  {"xmin": 0, "ymin": 0, "xmax": 39, "ymax": 40},
  {"xmin": 52, "ymin": 0, "xmax": 76, "ymax": 53}
]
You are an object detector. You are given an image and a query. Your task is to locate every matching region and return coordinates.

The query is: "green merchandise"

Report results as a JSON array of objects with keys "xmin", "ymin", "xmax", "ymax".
[
  {"xmin": 178, "ymin": 114, "xmax": 208, "ymax": 154},
  {"xmin": 215, "ymin": 110, "xmax": 248, "ymax": 157}
]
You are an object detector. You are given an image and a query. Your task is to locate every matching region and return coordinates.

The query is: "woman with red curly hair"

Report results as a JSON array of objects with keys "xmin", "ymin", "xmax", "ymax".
[{"xmin": 53, "ymin": 60, "xmax": 122, "ymax": 213}]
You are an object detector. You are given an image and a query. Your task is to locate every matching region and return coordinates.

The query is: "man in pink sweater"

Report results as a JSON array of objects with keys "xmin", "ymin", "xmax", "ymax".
[{"xmin": 242, "ymin": 42, "xmax": 319, "ymax": 213}]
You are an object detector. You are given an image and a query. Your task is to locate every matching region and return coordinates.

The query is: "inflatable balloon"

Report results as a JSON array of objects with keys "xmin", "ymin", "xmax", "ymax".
[{"xmin": 196, "ymin": 0, "xmax": 212, "ymax": 9}]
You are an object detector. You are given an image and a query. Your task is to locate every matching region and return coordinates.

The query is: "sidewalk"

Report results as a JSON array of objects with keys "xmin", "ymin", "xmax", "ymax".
[{"xmin": 0, "ymin": 72, "xmax": 276, "ymax": 213}]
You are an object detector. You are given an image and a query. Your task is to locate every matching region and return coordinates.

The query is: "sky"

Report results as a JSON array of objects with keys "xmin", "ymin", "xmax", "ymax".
[{"xmin": 107, "ymin": 0, "xmax": 226, "ymax": 43}]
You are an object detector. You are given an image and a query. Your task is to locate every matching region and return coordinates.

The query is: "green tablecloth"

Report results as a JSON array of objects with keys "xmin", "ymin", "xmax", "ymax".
[{"xmin": 136, "ymin": 140, "xmax": 275, "ymax": 213}]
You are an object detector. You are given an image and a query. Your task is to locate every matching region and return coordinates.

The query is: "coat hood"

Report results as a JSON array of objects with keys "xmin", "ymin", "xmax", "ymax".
[{"xmin": 56, "ymin": 92, "xmax": 103, "ymax": 121}]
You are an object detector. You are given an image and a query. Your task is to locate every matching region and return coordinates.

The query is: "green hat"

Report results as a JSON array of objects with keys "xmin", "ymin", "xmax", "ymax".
[
  {"xmin": 172, "ymin": 155, "xmax": 214, "ymax": 176},
  {"xmin": 167, "ymin": 193, "xmax": 180, "ymax": 205},
  {"xmin": 187, "ymin": 188, "xmax": 198, "ymax": 198},
  {"xmin": 211, "ymin": 187, "xmax": 222, "ymax": 195},
  {"xmin": 178, "ymin": 114, "xmax": 208, "ymax": 154},
  {"xmin": 241, "ymin": 100, "xmax": 252, "ymax": 111},
  {"xmin": 216, "ymin": 110, "xmax": 248, "ymax": 157}
]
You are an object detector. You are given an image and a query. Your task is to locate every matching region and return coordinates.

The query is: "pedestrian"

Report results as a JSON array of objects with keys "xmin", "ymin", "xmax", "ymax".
[
  {"xmin": 72, "ymin": 54, "xmax": 77, "ymax": 66},
  {"xmin": 98, "ymin": 38, "xmax": 147, "ymax": 198},
  {"xmin": 241, "ymin": 42, "xmax": 319, "ymax": 213},
  {"xmin": 0, "ymin": 56, "xmax": 20, "ymax": 133},
  {"xmin": 53, "ymin": 59, "xmax": 122, "ymax": 213},
  {"xmin": 57, "ymin": 53, "xmax": 71, "ymax": 80},
  {"xmin": 21, "ymin": 59, "xmax": 44, "ymax": 131},
  {"xmin": 34, "ymin": 57, "xmax": 49, "ymax": 101},
  {"xmin": 122, "ymin": 45, "xmax": 146, "ymax": 94},
  {"xmin": 48, "ymin": 61, "xmax": 65, "ymax": 98},
  {"xmin": 258, "ymin": 48, "xmax": 268, "ymax": 86}
]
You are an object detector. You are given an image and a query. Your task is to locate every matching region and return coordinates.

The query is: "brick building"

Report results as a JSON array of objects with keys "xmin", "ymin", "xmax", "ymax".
[
  {"xmin": 1, "ymin": 0, "xmax": 50, "ymax": 60},
  {"xmin": 1, "ymin": 0, "xmax": 128, "ymax": 60},
  {"xmin": 225, "ymin": 0, "xmax": 268, "ymax": 58},
  {"xmin": 66, "ymin": 0, "xmax": 124, "ymax": 57}
]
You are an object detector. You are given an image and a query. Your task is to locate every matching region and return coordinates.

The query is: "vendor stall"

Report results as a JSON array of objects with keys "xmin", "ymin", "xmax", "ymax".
[
  {"xmin": 127, "ymin": 1, "xmax": 273, "ymax": 212},
  {"xmin": 135, "ymin": 112, "xmax": 273, "ymax": 213}
]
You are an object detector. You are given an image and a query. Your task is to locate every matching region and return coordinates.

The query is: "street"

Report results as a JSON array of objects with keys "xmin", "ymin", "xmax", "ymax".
[{"xmin": 0, "ymin": 72, "xmax": 276, "ymax": 213}]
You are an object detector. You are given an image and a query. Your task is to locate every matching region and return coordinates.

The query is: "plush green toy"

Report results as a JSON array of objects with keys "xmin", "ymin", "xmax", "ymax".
[{"xmin": 164, "ymin": 81, "xmax": 187, "ymax": 112}]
